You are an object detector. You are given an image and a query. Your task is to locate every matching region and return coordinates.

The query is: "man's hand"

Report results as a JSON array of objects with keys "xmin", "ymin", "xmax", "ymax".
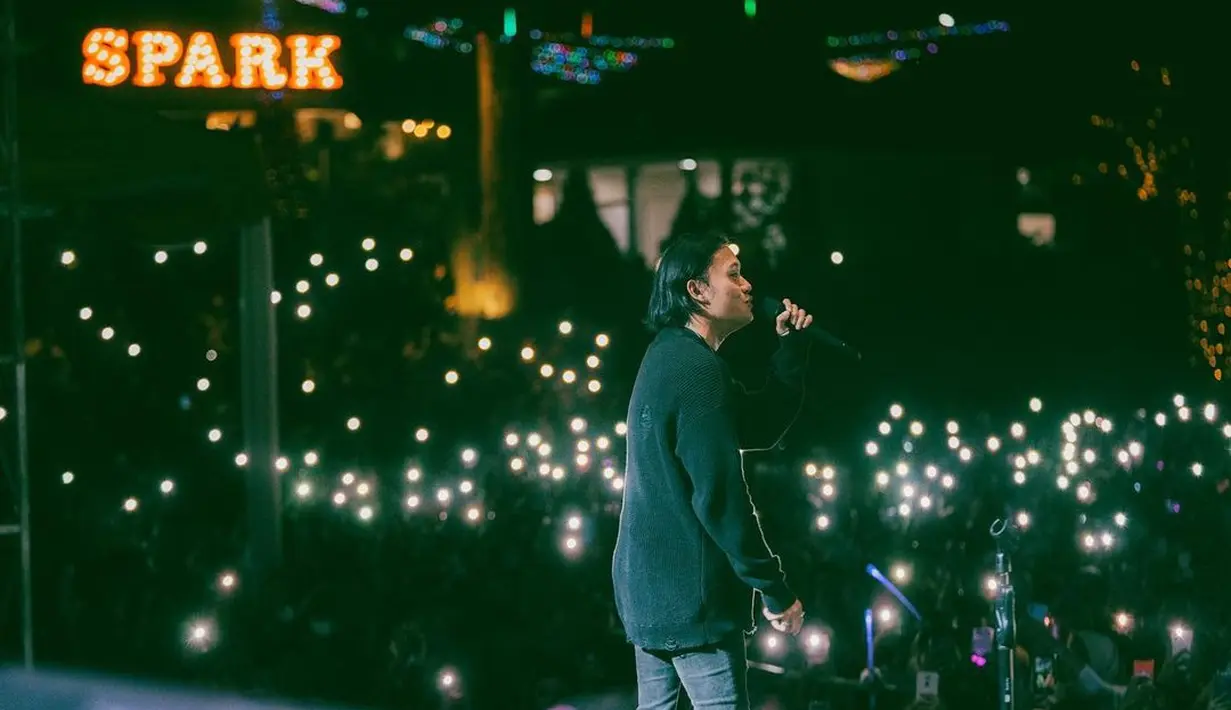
[
  {"xmin": 774, "ymin": 299, "xmax": 813, "ymax": 337},
  {"xmin": 763, "ymin": 599, "xmax": 805, "ymax": 635}
]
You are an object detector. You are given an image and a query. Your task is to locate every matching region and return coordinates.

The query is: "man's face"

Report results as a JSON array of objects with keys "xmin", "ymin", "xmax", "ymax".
[{"xmin": 691, "ymin": 245, "xmax": 753, "ymax": 329}]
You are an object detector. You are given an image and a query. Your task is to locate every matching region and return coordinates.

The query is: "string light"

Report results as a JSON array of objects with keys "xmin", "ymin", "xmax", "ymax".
[
  {"xmin": 403, "ymin": 17, "xmax": 671, "ymax": 85},
  {"xmin": 527, "ymin": 28, "xmax": 674, "ymax": 49},
  {"xmin": 404, "ymin": 19, "xmax": 473, "ymax": 53},
  {"xmin": 826, "ymin": 19, "xmax": 1010, "ymax": 49},
  {"xmin": 531, "ymin": 43, "xmax": 637, "ymax": 84},
  {"xmin": 827, "ymin": 19, "xmax": 1008, "ymax": 82},
  {"xmin": 840, "ymin": 45, "xmax": 936, "ymax": 65},
  {"xmin": 399, "ymin": 119, "xmax": 452, "ymax": 141}
]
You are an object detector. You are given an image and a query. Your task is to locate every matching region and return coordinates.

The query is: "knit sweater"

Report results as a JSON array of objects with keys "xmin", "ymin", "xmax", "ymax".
[{"xmin": 612, "ymin": 326, "xmax": 810, "ymax": 652}]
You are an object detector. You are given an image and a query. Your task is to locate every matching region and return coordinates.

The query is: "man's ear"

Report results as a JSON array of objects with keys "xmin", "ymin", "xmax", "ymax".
[{"xmin": 685, "ymin": 278, "xmax": 708, "ymax": 305}]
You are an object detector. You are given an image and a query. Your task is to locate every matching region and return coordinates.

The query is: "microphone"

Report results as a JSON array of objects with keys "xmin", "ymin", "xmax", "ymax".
[{"xmin": 757, "ymin": 296, "xmax": 861, "ymax": 361}]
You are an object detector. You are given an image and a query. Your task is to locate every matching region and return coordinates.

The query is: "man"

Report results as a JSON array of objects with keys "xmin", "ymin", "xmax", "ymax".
[{"xmin": 612, "ymin": 232, "xmax": 813, "ymax": 710}]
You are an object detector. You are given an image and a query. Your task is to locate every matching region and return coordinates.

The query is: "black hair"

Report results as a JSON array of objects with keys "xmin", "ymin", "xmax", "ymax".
[{"xmin": 643, "ymin": 232, "xmax": 731, "ymax": 332}]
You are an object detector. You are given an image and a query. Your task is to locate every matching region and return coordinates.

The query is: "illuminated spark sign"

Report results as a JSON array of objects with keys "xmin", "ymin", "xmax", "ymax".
[{"xmin": 81, "ymin": 28, "xmax": 343, "ymax": 90}]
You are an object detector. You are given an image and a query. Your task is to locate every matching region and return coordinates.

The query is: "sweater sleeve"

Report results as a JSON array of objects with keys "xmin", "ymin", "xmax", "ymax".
[
  {"xmin": 675, "ymin": 359, "xmax": 796, "ymax": 614},
  {"xmin": 735, "ymin": 334, "xmax": 812, "ymax": 451}
]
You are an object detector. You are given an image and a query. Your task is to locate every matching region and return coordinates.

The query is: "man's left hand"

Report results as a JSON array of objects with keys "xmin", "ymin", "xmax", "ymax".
[{"xmin": 775, "ymin": 298, "xmax": 813, "ymax": 337}]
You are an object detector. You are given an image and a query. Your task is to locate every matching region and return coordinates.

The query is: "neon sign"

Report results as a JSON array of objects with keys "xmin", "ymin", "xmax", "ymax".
[{"xmin": 81, "ymin": 28, "xmax": 343, "ymax": 90}]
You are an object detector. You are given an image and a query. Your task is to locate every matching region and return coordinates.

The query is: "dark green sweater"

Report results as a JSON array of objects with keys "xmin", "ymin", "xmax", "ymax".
[{"xmin": 612, "ymin": 326, "xmax": 810, "ymax": 652}]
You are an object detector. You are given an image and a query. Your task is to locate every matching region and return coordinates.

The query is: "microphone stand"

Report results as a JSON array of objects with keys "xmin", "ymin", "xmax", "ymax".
[{"xmin": 990, "ymin": 519, "xmax": 1018, "ymax": 710}]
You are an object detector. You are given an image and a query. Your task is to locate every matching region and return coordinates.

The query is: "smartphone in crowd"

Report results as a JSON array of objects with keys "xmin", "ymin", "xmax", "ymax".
[
  {"xmin": 1034, "ymin": 656, "xmax": 1054, "ymax": 692},
  {"xmin": 1170, "ymin": 627, "xmax": 1193, "ymax": 656},
  {"xmin": 1027, "ymin": 603, "xmax": 1048, "ymax": 624},
  {"xmin": 1133, "ymin": 660, "xmax": 1156, "ymax": 680},
  {"xmin": 972, "ymin": 627, "xmax": 994, "ymax": 658},
  {"xmin": 916, "ymin": 671, "xmax": 940, "ymax": 701}
]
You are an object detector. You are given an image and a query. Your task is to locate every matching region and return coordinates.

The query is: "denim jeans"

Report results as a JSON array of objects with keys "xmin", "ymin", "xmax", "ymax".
[{"xmin": 633, "ymin": 633, "xmax": 749, "ymax": 710}]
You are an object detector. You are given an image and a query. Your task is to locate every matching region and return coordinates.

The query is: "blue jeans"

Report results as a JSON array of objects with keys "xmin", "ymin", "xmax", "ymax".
[{"xmin": 633, "ymin": 633, "xmax": 749, "ymax": 710}]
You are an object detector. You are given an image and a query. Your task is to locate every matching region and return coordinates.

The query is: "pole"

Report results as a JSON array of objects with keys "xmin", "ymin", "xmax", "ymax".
[
  {"xmin": 990, "ymin": 519, "xmax": 1017, "ymax": 710},
  {"xmin": 864, "ymin": 607, "xmax": 876, "ymax": 710},
  {"xmin": 239, "ymin": 217, "xmax": 281, "ymax": 585},
  {"xmin": 2, "ymin": 0, "xmax": 34, "ymax": 670}
]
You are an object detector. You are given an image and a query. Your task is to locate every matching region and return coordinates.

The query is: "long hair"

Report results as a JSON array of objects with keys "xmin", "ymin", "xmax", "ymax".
[{"xmin": 643, "ymin": 232, "xmax": 730, "ymax": 332}]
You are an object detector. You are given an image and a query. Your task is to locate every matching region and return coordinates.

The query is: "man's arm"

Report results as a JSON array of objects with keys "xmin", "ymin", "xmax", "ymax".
[
  {"xmin": 675, "ymin": 361, "xmax": 796, "ymax": 613},
  {"xmin": 735, "ymin": 335, "xmax": 812, "ymax": 451}
]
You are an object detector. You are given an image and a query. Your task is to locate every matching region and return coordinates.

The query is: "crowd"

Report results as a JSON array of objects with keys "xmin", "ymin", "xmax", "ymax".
[{"xmin": 1, "ymin": 149, "xmax": 1226, "ymax": 710}]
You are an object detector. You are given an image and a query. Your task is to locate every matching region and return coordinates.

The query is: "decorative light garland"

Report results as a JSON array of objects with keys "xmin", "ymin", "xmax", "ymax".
[
  {"xmin": 526, "ymin": 28, "xmax": 674, "ymax": 50},
  {"xmin": 826, "ymin": 19, "xmax": 1010, "ymax": 49},
  {"xmin": 838, "ymin": 45, "xmax": 937, "ymax": 65},
  {"xmin": 403, "ymin": 18, "xmax": 474, "ymax": 54},
  {"xmin": 403, "ymin": 17, "xmax": 672, "ymax": 85},
  {"xmin": 531, "ymin": 42, "xmax": 637, "ymax": 85},
  {"xmin": 827, "ymin": 18, "xmax": 1009, "ymax": 83}
]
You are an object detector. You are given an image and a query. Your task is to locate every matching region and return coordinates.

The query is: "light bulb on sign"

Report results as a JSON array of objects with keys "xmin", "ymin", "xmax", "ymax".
[
  {"xmin": 82, "ymin": 29, "xmax": 131, "ymax": 86},
  {"xmin": 287, "ymin": 34, "xmax": 342, "ymax": 89},
  {"xmin": 231, "ymin": 33, "xmax": 288, "ymax": 89},
  {"xmin": 132, "ymin": 31, "xmax": 183, "ymax": 87},
  {"xmin": 174, "ymin": 32, "xmax": 231, "ymax": 88}
]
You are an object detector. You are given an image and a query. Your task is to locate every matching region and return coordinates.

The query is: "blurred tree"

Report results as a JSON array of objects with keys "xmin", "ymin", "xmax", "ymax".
[
  {"xmin": 777, "ymin": 158, "xmax": 827, "ymax": 292},
  {"xmin": 529, "ymin": 167, "xmax": 636, "ymax": 324},
  {"xmin": 669, "ymin": 169, "xmax": 717, "ymax": 240},
  {"xmin": 730, "ymin": 162, "xmax": 790, "ymax": 279}
]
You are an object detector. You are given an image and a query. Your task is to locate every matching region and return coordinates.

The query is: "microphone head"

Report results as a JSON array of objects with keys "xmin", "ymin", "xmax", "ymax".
[{"xmin": 756, "ymin": 296, "xmax": 785, "ymax": 319}]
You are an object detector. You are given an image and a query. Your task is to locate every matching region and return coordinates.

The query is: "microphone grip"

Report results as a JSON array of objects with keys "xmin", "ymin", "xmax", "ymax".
[{"xmin": 761, "ymin": 296, "xmax": 861, "ymax": 360}]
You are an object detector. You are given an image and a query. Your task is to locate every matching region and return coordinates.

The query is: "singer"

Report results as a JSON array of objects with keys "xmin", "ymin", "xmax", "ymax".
[{"xmin": 612, "ymin": 232, "xmax": 813, "ymax": 710}]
